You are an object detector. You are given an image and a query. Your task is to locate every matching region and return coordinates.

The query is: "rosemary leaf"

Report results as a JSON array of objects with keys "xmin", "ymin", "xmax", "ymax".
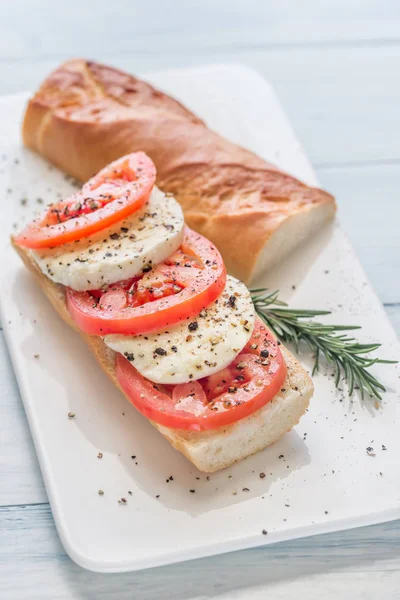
[{"xmin": 251, "ymin": 288, "xmax": 397, "ymax": 401}]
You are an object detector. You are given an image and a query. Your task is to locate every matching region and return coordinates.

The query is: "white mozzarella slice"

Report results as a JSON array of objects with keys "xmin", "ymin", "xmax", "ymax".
[
  {"xmin": 104, "ymin": 276, "xmax": 255, "ymax": 384},
  {"xmin": 31, "ymin": 187, "xmax": 184, "ymax": 291}
]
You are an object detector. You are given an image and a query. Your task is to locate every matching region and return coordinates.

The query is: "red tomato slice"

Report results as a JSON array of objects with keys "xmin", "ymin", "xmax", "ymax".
[
  {"xmin": 116, "ymin": 319, "xmax": 287, "ymax": 431},
  {"xmin": 67, "ymin": 228, "xmax": 226, "ymax": 335},
  {"xmin": 15, "ymin": 152, "xmax": 156, "ymax": 249}
]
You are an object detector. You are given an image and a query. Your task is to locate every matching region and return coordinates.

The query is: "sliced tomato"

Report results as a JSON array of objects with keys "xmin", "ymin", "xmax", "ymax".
[
  {"xmin": 15, "ymin": 152, "xmax": 156, "ymax": 249},
  {"xmin": 116, "ymin": 319, "xmax": 287, "ymax": 431},
  {"xmin": 67, "ymin": 228, "xmax": 226, "ymax": 335}
]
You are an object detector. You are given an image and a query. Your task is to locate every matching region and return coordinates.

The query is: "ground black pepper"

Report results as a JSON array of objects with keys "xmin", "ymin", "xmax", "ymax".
[{"xmin": 154, "ymin": 348, "xmax": 167, "ymax": 356}]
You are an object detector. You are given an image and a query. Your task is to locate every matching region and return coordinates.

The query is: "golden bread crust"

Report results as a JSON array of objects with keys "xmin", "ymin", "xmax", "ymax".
[{"xmin": 22, "ymin": 59, "xmax": 336, "ymax": 283}]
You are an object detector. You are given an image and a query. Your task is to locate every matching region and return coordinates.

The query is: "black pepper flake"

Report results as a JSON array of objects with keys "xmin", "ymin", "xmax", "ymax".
[
  {"xmin": 98, "ymin": 489, "xmax": 104, "ymax": 496},
  {"xmin": 155, "ymin": 347, "xmax": 167, "ymax": 356},
  {"xmin": 156, "ymin": 494, "xmax": 160, "ymax": 499},
  {"xmin": 382, "ymin": 445, "xmax": 387, "ymax": 451},
  {"xmin": 97, "ymin": 452, "xmax": 103, "ymax": 459},
  {"xmin": 259, "ymin": 472, "xmax": 266, "ymax": 479},
  {"xmin": 188, "ymin": 321, "xmax": 198, "ymax": 332},
  {"xmin": 189, "ymin": 489, "xmax": 196, "ymax": 493},
  {"xmin": 128, "ymin": 491, "xmax": 133, "ymax": 496},
  {"xmin": 366, "ymin": 447, "xmax": 376, "ymax": 456},
  {"xmin": 242, "ymin": 487, "xmax": 250, "ymax": 492},
  {"xmin": 67, "ymin": 411, "xmax": 75, "ymax": 419},
  {"xmin": 171, "ymin": 345, "xmax": 178, "ymax": 352},
  {"xmin": 119, "ymin": 497, "xmax": 127, "ymax": 504},
  {"xmin": 227, "ymin": 295, "xmax": 236, "ymax": 308},
  {"xmin": 260, "ymin": 349, "xmax": 269, "ymax": 358},
  {"xmin": 262, "ymin": 529, "xmax": 268, "ymax": 535},
  {"xmin": 124, "ymin": 352, "xmax": 135, "ymax": 362},
  {"xmin": 142, "ymin": 265, "xmax": 152, "ymax": 273},
  {"xmin": 110, "ymin": 232, "xmax": 120, "ymax": 240},
  {"xmin": 131, "ymin": 455, "xmax": 136, "ymax": 459}
]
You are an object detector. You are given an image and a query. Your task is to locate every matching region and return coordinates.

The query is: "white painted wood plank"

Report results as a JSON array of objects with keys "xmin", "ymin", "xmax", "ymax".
[
  {"xmin": 0, "ymin": 4, "xmax": 398, "ymax": 589},
  {"xmin": 316, "ymin": 164, "xmax": 400, "ymax": 304},
  {"xmin": 1, "ymin": 503, "xmax": 399, "ymax": 599},
  {"xmin": 1, "ymin": 0, "xmax": 400, "ymax": 61},
  {"xmin": 1, "ymin": 45, "xmax": 400, "ymax": 166}
]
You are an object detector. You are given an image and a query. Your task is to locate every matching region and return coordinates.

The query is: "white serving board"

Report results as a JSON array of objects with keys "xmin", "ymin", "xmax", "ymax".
[{"xmin": 0, "ymin": 65, "xmax": 399, "ymax": 573}]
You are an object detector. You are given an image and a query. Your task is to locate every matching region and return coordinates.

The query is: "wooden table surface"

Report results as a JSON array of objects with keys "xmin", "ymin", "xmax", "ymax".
[{"xmin": 1, "ymin": 1, "xmax": 400, "ymax": 598}]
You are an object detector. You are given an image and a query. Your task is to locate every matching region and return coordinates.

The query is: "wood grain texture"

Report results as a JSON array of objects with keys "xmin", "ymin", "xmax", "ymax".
[
  {"xmin": 1, "ymin": 0, "xmax": 400, "ymax": 61},
  {"xmin": 316, "ymin": 164, "xmax": 400, "ymax": 304},
  {"xmin": 1, "ymin": 46, "xmax": 400, "ymax": 167},
  {"xmin": 1, "ymin": 0, "xmax": 400, "ymax": 597},
  {"xmin": 1, "ymin": 503, "xmax": 400, "ymax": 600}
]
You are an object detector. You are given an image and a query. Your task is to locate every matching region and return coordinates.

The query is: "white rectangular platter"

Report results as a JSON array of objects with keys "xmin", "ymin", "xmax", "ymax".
[{"xmin": 0, "ymin": 65, "xmax": 399, "ymax": 573}]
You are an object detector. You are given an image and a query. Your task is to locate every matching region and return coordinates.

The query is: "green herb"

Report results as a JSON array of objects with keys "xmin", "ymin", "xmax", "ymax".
[{"xmin": 251, "ymin": 289, "xmax": 397, "ymax": 401}]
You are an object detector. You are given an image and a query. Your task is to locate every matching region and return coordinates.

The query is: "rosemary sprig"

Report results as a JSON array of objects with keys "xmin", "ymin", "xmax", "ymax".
[{"xmin": 251, "ymin": 289, "xmax": 397, "ymax": 401}]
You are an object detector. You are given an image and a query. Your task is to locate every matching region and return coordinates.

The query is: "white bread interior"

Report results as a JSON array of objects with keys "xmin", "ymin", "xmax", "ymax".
[
  {"xmin": 252, "ymin": 203, "xmax": 335, "ymax": 282},
  {"xmin": 12, "ymin": 240, "xmax": 314, "ymax": 472}
]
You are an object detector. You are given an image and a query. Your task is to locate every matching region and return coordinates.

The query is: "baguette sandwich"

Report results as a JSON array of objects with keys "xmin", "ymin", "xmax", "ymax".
[
  {"xmin": 22, "ymin": 59, "xmax": 336, "ymax": 284},
  {"xmin": 13, "ymin": 153, "xmax": 313, "ymax": 472}
]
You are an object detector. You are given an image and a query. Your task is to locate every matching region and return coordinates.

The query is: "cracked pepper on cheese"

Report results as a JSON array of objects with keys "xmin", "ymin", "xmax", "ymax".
[{"xmin": 104, "ymin": 276, "xmax": 255, "ymax": 384}]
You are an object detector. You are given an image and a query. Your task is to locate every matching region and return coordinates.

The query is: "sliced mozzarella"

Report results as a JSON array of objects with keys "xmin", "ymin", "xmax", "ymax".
[
  {"xmin": 31, "ymin": 187, "xmax": 184, "ymax": 291},
  {"xmin": 104, "ymin": 276, "xmax": 255, "ymax": 384}
]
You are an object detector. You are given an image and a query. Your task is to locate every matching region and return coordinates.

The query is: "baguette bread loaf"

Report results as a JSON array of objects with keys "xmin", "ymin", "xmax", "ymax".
[
  {"xmin": 12, "ymin": 239, "xmax": 313, "ymax": 472},
  {"xmin": 22, "ymin": 59, "xmax": 336, "ymax": 284}
]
